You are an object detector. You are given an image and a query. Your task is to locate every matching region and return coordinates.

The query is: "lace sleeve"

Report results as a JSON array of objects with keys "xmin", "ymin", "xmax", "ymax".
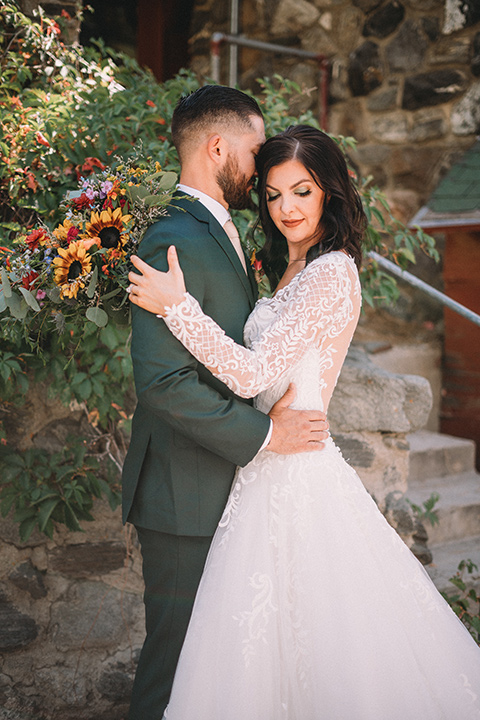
[{"xmin": 163, "ymin": 254, "xmax": 359, "ymax": 398}]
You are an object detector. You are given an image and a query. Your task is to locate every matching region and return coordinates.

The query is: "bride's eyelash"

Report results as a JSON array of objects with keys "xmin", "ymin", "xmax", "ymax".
[
  {"xmin": 266, "ymin": 193, "xmax": 280, "ymax": 202},
  {"xmin": 295, "ymin": 189, "xmax": 311, "ymax": 197}
]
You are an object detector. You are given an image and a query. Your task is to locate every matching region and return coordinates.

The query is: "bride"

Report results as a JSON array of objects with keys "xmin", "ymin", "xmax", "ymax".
[{"xmin": 128, "ymin": 125, "xmax": 480, "ymax": 719}]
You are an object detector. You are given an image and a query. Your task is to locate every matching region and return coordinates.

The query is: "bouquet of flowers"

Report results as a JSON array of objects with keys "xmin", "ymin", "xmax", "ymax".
[{"xmin": 0, "ymin": 152, "xmax": 182, "ymax": 335}]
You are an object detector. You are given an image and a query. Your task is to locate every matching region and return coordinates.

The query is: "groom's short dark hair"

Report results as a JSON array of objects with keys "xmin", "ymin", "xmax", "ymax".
[{"xmin": 172, "ymin": 85, "xmax": 263, "ymax": 161}]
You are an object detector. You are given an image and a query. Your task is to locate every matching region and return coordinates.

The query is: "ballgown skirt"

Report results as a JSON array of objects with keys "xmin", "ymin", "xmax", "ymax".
[{"xmin": 163, "ymin": 437, "xmax": 480, "ymax": 719}]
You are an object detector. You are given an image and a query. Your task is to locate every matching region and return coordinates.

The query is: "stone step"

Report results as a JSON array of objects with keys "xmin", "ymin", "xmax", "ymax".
[
  {"xmin": 425, "ymin": 535, "xmax": 480, "ymax": 595},
  {"xmin": 407, "ymin": 471, "xmax": 480, "ymax": 545},
  {"xmin": 407, "ymin": 430, "xmax": 476, "ymax": 483}
]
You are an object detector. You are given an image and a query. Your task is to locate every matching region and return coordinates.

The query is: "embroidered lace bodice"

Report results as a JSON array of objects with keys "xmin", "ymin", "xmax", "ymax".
[{"xmin": 164, "ymin": 251, "xmax": 361, "ymax": 414}]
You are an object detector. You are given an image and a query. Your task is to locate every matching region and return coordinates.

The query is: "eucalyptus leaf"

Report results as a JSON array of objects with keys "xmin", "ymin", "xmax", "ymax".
[
  {"xmin": 100, "ymin": 287, "xmax": 121, "ymax": 301},
  {"xmin": 18, "ymin": 287, "xmax": 41, "ymax": 312},
  {"xmin": 47, "ymin": 286, "xmax": 62, "ymax": 304},
  {"xmin": 1, "ymin": 268, "xmax": 12, "ymax": 297},
  {"xmin": 86, "ymin": 306, "xmax": 108, "ymax": 327},
  {"xmin": 5, "ymin": 292, "xmax": 28, "ymax": 319},
  {"xmin": 158, "ymin": 172, "xmax": 177, "ymax": 190},
  {"xmin": 0, "ymin": 289, "xmax": 6, "ymax": 313},
  {"xmin": 87, "ymin": 266, "xmax": 98, "ymax": 299}
]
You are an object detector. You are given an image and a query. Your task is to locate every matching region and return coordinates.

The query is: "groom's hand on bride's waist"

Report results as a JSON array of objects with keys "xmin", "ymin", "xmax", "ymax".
[{"xmin": 266, "ymin": 383, "xmax": 329, "ymax": 454}]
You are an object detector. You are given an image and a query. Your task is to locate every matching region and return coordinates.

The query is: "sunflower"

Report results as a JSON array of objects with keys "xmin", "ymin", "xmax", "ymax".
[
  {"xmin": 53, "ymin": 240, "xmax": 92, "ymax": 299},
  {"xmin": 85, "ymin": 207, "xmax": 131, "ymax": 250},
  {"xmin": 53, "ymin": 218, "xmax": 76, "ymax": 244}
]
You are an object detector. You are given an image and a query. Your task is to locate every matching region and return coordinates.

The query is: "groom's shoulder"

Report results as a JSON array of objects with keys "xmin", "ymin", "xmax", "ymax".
[{"xmin": 143, "ymin": 200, "xmax": 212, "ymax": 241}]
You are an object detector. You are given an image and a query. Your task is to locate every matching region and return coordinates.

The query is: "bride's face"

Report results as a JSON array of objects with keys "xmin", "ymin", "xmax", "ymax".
[{"xmin": 265, "ymin": 159, "xmax": 326, "ymax": 253}]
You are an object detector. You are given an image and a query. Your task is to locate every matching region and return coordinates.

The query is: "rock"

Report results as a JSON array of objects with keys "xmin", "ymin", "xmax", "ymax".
[
  {"xmin": 348, "ymin": 41, "xmax": 383, "ymax": 96},
  {"xmin": 50, "ymin": 581, "xmax": 142, "ymax": 650},
  {"xmin": 369, "ymin": 111, "xmax": 409, "ymax": 143},
  {"xmin": 472, "ymin": 32, "xmax": 480, "ymax": 77},
  {"xmin": 300, "ymin": 25, "xmax": 336, "ymax": 55},
  {"xmin": 0, "ymin": 512, "xmax": 48, "ymax": 549},
  {"xmin": 420, "ymin": 15, "xmax": 440, "ymax": 42},
  {"xmin": 429, "ymin": 36, "xmax": 471, "ymax": 65},
  {"xmin": 97, "ymin": 661, "xmax": 134, "ymax": 702},
  {"xmin": 8, "ymin": 560, "xmax": 47, "ymax": 599},
  {"xmin": 271, "ymin": 0, "xmax": 320, "ymax": 37},
  {"xmin": 451, "ymin": 81, "xmax": 480, "ymax": 136},
  {"xmin": 443, "ymin": 0, "xmax": 480, "ymax": 35},
  {"xmin": 352, "ymin": 143, "xmax": 392, "ymax": 166},
  {"xmin": 403, "ymin": 0, "xmax": 442, "ymax": 9},
  {"xmin": 49, "ymin": 541, "xmax": 126, "ymax": 577},
  {"xmin": 329, "ymin": 347, "xmax": 432, "ymax": 433},
  {"xmin": 384, "ymin": 492, "xmax": 433, "ymax": 564},
  {"xmin": 362, "ymin": 1, "xmax": 405, "ymax": 39},
  {"xmin": 0, "ymin": 591, "xmax": 38, "ymax": 650},
  {"xmin": 331, "ymin": 429, "xmax": 410, "ymax": 506},
  {"xmin": 367, "ymin": 86, "xmax": 398, "ymax": 112},
  {"xmin": 410, "ymin": 109, "xmax": 447, "ymax": 142},
  {"xmin": 402, "ymin": 70, "xmax": 466, "ymax": 110},
  {"xmin": 351, "ymin": 0, "xmax": 383, "ymax": 12},
  {"xmin": 333, "ymin": 6, "xmax": 363, "ymax": 52},
  {"xmin": 389, "ymin": 145, "xmax": 446, "ymax": 193},
  {"xmin": 333, "ymin": 434, "xmax": 376, "ymax": 468},
  {"xmin": 386, "ymin": 20, "xmax": 428, "ymax": 72}
]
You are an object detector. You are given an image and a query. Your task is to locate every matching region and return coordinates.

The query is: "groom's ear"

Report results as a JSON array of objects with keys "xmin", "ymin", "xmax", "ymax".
[{"xmin": 207, "ymin": 134, "xmax": 225, "ymax": 164}]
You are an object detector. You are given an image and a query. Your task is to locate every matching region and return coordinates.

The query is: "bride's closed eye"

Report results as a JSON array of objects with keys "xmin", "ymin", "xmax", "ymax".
[
  {"xmin": 294, "ymin": 187, "xmax": 312, "ymax": 197},
  {"xmin": 266, "ymin": 192, "xmax": 280, "ymax": 203}
]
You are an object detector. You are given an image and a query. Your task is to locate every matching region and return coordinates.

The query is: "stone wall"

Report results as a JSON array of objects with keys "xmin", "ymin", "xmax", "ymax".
[
  {"xmin": 0, "ymin": 352, "xmax": 432, "ymax": 719},
  {"xmin": 190, "ymin": 0, "xmax": 480, "ymax": 219}
]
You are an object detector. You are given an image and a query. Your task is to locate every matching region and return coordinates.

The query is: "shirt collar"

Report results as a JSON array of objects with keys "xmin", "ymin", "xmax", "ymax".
[{"xmin": 177, "ymin": 184, "xmax": 231, "ymax": 228}]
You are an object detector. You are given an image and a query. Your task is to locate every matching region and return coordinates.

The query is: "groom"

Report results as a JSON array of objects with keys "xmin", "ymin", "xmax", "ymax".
[{"xmin": 122, "ymin": 85, "xmax": 329, "ymax": 719}]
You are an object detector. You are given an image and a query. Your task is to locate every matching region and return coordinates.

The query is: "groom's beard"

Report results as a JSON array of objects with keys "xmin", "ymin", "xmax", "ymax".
[{"xmin": 216, "ymin": 154, "xmax": 256, "ymax": 211}]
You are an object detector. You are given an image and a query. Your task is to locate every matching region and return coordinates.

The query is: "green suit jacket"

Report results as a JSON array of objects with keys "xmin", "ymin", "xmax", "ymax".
[{"xmin": 122, "ymin": 196, "xmax": 270, "ymax": 536}]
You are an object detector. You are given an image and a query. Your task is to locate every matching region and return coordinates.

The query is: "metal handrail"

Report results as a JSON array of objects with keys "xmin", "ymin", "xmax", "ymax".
[
  {"xmin": 210, "ymin": 32, "xmax": 330, "ymax": 130},
  {"xmin": 368, "ymin": 251, "xmax": 480, "ymax": 327}
]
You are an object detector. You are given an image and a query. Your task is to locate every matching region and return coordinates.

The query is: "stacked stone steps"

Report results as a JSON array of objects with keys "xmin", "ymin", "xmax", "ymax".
[{"xmin": 406, "ymin": 430, "xmax": 480, "ymax": 593}]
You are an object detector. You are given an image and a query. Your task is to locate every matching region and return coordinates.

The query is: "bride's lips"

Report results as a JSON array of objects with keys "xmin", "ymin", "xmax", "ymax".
[{"xmin": 282, "ymin": 219, "xmax": 303, "ymax": 228}]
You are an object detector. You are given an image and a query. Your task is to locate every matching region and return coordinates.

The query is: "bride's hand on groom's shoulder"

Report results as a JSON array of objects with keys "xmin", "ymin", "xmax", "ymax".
[{"xmin": 128, "ymin": 247, "xmax": 186, "ymax": 316}]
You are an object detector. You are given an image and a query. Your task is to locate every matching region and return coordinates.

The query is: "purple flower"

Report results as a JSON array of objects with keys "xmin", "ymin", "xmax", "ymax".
[{"xmin": 99, "ymin": 180, "xmax": 114, "ymax": 199}]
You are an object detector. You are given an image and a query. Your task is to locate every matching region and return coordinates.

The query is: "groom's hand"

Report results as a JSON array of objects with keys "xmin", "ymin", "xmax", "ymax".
[{"xmin": 267, "ymin": 383, "xmax": 329, "ymax": 454}]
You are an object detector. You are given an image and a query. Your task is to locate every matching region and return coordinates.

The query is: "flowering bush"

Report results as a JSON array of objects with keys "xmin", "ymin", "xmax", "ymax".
[
  {"xmin": 1, "ymin": 152, "xmax": 181, "ymax": 333},
  {"xmin": 0, "ymin": 2, "xmax": 438, "ymax": 540}
]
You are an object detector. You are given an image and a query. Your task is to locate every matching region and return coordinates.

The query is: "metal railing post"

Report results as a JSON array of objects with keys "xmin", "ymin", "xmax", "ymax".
[
  {"xmin": 210, "ymin": 32, "xmax": 330, "ymax": 130},
  {"xmin": 368, "ymin": 251, "xmax": 480, "ymax": 327}
]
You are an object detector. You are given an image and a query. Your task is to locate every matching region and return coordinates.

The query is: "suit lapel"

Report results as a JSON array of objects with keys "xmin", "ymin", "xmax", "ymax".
[{"xmin": 174, "ymin": 195, "xmax": 257, "ymax": 309}]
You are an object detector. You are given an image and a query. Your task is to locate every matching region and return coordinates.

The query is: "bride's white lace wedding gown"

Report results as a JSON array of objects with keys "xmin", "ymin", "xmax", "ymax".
[{"xmin": 161, "ymin": 251, "xmax": 480, "ymax": 719}]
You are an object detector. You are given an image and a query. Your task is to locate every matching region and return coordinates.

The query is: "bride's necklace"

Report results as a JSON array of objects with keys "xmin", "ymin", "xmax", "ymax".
[{"xmin": 288, "ymin": 258, "xmax": 306, "ymax": 264}]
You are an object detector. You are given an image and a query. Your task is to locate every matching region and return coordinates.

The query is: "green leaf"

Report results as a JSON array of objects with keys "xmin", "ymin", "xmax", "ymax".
[
  {"xmin": 86, "ymin": 306, "xmax": 108, "ymax": 327},
  {"xmin": 38, "ymin": 497, "xmax": 60, "ymax": 532},
  {"xmin": 18, "ymin": 287, "xmax": 41, "ymax": 312},
  {"xmin": 1, "ymin": 268, "xmax": 12, "ymax": 298},
  {"xmin": 5, "ymin": 292, "xmax": 28, "ymax": 319},
  {"xmin": 158, "ymin": 171, "xmax": 177, "ymax": 189},
  {"xmin": 86, "ymin": 266, "xmax": 98, "ymax": 299},
  {"xmin": 64, "ymin": 503, "xmax": 83, "ymax": 532},
  {"xmin": 19, "ymin": 515, "xmax": 39, "ymax": 542}
]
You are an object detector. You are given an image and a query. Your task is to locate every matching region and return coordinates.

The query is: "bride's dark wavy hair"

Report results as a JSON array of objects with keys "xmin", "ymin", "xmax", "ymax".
[{"xmin": 256, "ymin": 125, "xmax": 366, "ymax": 289}]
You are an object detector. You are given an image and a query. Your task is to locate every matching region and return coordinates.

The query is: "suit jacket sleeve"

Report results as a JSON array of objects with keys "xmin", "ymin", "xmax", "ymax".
[{"xmin": 130, "ymin": 217, "xmax": 271, "ymax": 468}]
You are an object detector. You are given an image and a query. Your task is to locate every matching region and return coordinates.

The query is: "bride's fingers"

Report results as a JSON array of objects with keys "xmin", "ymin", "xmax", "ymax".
[
  {"xmin": 130, "ymin": 255, "xmax": 152, "ymax": 274},
  {"xmin": 167, "ymin": 246, "xmax": 186, "ymax": 292}
]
